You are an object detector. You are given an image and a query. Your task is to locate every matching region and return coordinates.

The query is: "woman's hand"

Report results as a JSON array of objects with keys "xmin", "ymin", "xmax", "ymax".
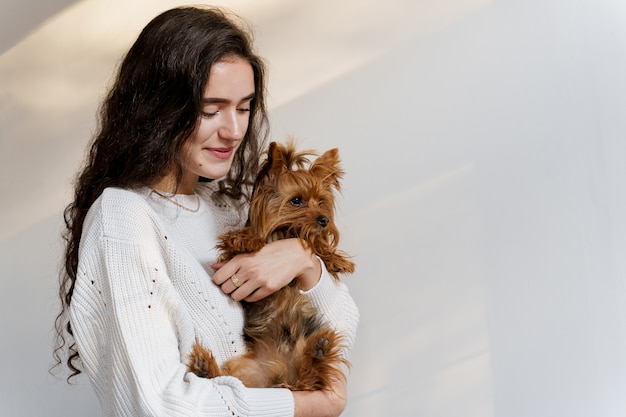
[
  {"xmin": 211, "ymin": 238, "xmax": 322, "ymax": 302},
  {"xmin": 292, "ymin": 377, "xmax": 347, "ymax": 417}
]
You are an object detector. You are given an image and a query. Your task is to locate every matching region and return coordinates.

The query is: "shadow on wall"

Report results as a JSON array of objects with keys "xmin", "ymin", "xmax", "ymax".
[
  {"xmin": 0, "ymin": 0, "xmax": 79, "ymax": 54},
  {"xmin": 0, "ymin": 213, "xmax": 98, "ymax": 416}
]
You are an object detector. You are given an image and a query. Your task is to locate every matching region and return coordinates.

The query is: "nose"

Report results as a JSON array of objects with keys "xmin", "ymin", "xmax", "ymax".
[
  {"xmin": 220, "ymin": 110, "xmax": 246, "ymax": 140},
  {"xmin": 317, "ymin": 216, "xmax": 329, "ymax": 228}
]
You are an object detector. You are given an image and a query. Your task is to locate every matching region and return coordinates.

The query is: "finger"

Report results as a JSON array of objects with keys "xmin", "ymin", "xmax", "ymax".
[
  {"xmin": 222, "ymin": 272, "xmax": 246, "ymax": 295},
  {"xmin": 243, "ymin": 287, "xmax": 270, "ymax": 303},
  {"xmin": 233, "ymin": 284, "xmax": 260, "ymax": 302},
  {"xmin": 210, "ymin": 261, "xmax": 226, "ymax": 270},
  {"xmin": 212, "ymin": 262, "xmax": 238, "ymax": 285}
]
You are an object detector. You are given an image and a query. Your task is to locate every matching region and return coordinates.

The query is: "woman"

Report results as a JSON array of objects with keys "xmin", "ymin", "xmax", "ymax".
[{"xmin": 53, "ymin": 6, "xmax": 358, "ymax": 417}]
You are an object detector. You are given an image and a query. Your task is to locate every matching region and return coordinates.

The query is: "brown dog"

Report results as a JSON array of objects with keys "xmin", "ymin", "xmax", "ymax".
[{"xmin": 188, "ymin": 141, "xmax": 355, "ymax": 390}]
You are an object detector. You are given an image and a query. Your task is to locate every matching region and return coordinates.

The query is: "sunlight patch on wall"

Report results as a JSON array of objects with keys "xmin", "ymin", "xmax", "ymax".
[{"xmin": 258, "ymin": 0, "xmax": 493, "ymax": 109}]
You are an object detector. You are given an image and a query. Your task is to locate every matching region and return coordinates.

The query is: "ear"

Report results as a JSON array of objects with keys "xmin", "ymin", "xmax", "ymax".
[
  {"xmin": 255, "ymin": 142, "xmax": 289, "ymax": 189},
  {"xmin": 310, "ymin": 148, "xmax": 344, "ymax": 191}
]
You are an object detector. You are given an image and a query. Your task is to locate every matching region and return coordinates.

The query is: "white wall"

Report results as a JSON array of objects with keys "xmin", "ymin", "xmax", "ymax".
[{"xmin": 1, "ymin": 0, "xmax": 625, "ymax": 416}]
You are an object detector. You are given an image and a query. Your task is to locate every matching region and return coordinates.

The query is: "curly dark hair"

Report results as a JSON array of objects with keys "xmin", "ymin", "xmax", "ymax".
[{"xmin": 52, "ymin": 6, "xmax": 269, "ymax": 381}]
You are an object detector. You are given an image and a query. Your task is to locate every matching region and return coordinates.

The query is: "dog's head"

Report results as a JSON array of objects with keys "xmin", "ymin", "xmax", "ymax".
[{"xmin": 249, "ymin": 141, "xmax": 345, "ymax": 251}]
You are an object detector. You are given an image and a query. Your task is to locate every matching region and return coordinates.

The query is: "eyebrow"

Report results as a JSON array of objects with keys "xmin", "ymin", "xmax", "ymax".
[{"xmin": 202, "ymin": 93, "xmax": 255, "ymax": 104}]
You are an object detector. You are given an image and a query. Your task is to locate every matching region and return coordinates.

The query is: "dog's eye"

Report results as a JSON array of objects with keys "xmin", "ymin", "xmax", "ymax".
[{"xmin": 290, "ymin": 197, "xmax": 303, "ymax": 207}]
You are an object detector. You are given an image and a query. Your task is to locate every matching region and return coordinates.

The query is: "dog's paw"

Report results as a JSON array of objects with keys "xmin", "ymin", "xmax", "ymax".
[
  {"xmin": 322, "ymin": 253, "xmax": 355, "ymax": 278},
  {"xmin": 188, "ymin": 343, "xmax": 221, "ymax": 379},
  {"xmin": 218, "ymin": 228, "xmax": 266, "ymax": 254},
  {"xmin": 313, "ymin": 337, "xmax": 331, "ymax": 357}
]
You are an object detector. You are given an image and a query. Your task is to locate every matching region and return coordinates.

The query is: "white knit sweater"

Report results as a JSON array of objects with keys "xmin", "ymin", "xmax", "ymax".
[{"xmin": 69, "ymin": 182, "xmax": 359, "ymax": 417}]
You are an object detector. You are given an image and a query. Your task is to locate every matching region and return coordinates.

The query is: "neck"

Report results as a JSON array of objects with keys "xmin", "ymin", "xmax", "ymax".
[{"xmin": 151, "ymin": 173, "xmax": 198, "ymax": 195}]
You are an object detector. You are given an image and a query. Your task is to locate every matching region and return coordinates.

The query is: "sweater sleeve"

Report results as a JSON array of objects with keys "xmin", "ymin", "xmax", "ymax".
[
  {"xmin": 301, "ymin": 258, "xmax": 360, "ymax": 356},
  {"xmin": 69, "ymin": 191, "xmax": 294, "ymax": 417}
]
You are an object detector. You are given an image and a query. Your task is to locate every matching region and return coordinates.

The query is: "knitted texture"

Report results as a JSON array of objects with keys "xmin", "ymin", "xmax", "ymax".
[{"xmin": 69, "ymin": 182, "xmax": 359, "ymax": 417}]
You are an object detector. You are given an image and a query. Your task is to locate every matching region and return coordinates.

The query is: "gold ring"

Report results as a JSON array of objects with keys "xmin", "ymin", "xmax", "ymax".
[{"xmin": 230, "ymin": 274, "xmax": 241, "ymax": 288}]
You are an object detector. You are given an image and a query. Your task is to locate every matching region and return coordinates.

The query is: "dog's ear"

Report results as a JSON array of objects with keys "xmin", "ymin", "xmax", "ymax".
[
  {"xmin": 267, "ymin": 142, "xmax": 291, "ymax": 177},
  {"xmin": 310, "ymin": 148, "xmax": 344, "ymax": 190},
  {"xmin": 255, "ymin": 142, "xmax": 288, "ymax": 189}
]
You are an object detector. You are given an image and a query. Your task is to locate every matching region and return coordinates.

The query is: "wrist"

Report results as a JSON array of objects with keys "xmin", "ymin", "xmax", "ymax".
[
  {"xmin": 292, "ymin": 379, "xmax": 347, "ymax": 417},
  {"xmin": 295, "ymin": 247, "xmax": 321, "ymax": 291}
]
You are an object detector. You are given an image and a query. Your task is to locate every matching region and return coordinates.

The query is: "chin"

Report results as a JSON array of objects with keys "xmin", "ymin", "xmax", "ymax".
[
  {"xmin": 202, "ymin": 168, "xmax": 231, "ymax": 181},
  {"xmin": 200, "ymin": 161, "xmax": 233, "ymax": 181}
]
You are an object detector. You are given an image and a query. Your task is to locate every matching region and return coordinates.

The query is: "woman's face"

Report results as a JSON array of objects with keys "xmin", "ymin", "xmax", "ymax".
[{"xmin": 178, "ymin": 56, "xmax": 255, "ymax": 193}]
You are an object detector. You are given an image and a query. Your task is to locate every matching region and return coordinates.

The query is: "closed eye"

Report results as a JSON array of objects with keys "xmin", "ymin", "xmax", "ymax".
[{"xmin": 202, "ymin": 108, "xmax": 249, "ymax": 118}]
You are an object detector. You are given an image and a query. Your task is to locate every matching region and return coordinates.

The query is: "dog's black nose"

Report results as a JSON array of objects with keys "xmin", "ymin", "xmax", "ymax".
[{"xmin": 317, "ymin": 216, "xmax": 329, "ymax": 228}]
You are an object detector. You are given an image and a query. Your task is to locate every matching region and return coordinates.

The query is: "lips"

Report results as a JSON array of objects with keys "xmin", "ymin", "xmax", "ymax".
[{"xmin": 208, "ymin": 147, "xmax": 234, "ymax": 160}]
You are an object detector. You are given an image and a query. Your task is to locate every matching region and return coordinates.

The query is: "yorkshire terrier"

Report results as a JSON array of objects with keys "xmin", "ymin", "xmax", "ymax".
[{"xmin": 188, "ymin": 141, "xmax": 355, "ymax": 390}]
